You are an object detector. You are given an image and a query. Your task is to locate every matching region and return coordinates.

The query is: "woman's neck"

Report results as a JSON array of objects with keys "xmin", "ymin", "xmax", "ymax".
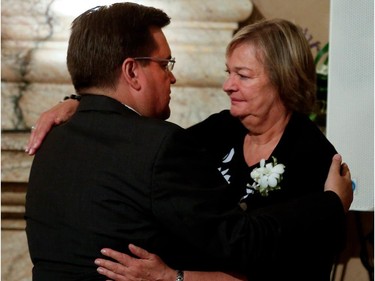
[{"xmin": 243, "ymin": 111, "xmax": 291, "ymax": 166}]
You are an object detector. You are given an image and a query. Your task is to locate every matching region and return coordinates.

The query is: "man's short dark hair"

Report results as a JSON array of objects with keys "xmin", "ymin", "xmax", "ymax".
[{"xmin": 67, "ymin": 2, "xmax": 171, "ymax": 91}]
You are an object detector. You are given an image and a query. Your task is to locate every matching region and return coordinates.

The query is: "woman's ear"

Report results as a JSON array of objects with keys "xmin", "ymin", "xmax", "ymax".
[{"xmin": 122, "ymin": 58, "xmax": 141, "ymax": 90}]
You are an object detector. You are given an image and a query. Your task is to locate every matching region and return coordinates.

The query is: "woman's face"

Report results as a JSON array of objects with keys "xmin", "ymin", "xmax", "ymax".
[{"xmin": 223, "ymin": 43, "xmax": 286, "ymax": 129}]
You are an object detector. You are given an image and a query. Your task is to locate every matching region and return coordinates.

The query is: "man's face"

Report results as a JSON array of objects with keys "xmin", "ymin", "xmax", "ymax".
[{"xmin": 136, "ymin": 27, "xmax": 176, "ymax": 120}]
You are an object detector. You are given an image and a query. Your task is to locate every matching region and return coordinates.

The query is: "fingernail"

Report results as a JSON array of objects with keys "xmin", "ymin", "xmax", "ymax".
[
  {"xmin": 101, "ymin": 249, "xmax": 107, "ymax": 254},
  {"xmin": 94, "ymin": 259, "xmax": 101, "ymax": 265},
  {"xmin": 97, "ymin": 267, "xmax": 104, "ymax": 273}
]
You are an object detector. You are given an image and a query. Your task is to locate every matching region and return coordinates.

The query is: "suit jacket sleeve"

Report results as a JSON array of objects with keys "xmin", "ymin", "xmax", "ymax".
[{"xmin": 150, "ymin": 125, "xmax": 345, "ymax": 277}]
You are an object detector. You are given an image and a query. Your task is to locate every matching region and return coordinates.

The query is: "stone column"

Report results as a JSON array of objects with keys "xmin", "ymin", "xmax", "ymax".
[{"xmin": 1, "ymin": 1, "xmax": 252, "ymax": 279}]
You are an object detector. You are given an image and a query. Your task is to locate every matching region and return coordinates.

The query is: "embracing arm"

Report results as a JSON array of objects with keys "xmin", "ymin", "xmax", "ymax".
[
  {"xmin": 94, "ymin": 154, "xmax": 351, "ymax": 281},
  {"xmin": 25, "ymin": 98, "xmax": 79, "ymax": 155},
  {"xmin": 95, "ymin": 244, "xmax": 247, "ymax": 281}
]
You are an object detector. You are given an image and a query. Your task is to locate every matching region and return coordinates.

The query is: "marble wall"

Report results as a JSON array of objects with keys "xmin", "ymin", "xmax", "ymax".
[{"xmin": 1, "ymin": 1, "xmax": 253, "ymax": 280}]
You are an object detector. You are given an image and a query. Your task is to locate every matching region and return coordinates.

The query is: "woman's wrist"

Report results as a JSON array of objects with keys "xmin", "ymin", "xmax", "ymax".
[{"xmin": 61, "ymin": 94, "xmax": 81, "ymax": 103}]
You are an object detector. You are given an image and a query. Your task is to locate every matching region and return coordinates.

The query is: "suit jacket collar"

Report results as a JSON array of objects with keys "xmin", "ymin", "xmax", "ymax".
[{"xmin": 77, "ymin": 94, "xmax": 140, "ymax": 117}]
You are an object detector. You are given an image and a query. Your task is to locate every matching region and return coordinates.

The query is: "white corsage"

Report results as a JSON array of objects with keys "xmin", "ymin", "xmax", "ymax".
[{"xmin": 245, "ymin": 157, "xmax": 285, "ymax": 197}]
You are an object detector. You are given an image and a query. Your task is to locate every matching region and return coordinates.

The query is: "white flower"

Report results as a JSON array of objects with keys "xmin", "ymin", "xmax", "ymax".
[{"xmin": 247, "ymin": 157, "xmax": 285, "ymax": 197}]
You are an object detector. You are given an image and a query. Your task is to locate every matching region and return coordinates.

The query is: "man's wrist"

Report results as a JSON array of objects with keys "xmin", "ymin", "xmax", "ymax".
[{"xmin": 176, "ymin": 270, "xmax": 184, "ymax": 281}]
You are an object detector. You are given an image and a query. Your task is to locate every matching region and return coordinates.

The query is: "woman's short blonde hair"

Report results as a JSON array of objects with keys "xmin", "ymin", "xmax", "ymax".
[{"xmin": 227, "ymin": 19, "xmax": 316, "ymax": 114}]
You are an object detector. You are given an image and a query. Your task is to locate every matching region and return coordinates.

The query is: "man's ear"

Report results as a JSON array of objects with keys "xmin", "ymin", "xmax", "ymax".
[{"xmin": 122, "ymin": 58, "xmax": 141, "ymax": 90}]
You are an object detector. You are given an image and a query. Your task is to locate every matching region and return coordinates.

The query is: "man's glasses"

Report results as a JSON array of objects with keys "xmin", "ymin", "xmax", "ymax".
[{"xmin": 134, "ymin": 57, "xmax": 176, "ymax": 72}]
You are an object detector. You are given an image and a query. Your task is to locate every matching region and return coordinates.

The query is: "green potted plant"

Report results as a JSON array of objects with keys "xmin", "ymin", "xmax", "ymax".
[{"xmin": 310, "ymin": 42, "xmax": 329, "ymax": 129}]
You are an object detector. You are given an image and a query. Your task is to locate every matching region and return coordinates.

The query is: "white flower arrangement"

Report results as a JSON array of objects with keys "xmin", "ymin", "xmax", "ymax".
[{"xmin": 245, "ymin": 157, "xmax": 285, "ymax": 197}]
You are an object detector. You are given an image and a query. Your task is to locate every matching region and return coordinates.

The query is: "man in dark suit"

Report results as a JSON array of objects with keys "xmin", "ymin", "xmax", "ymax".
[{"xmin": 25, "ymin": 3, "xmax": 352, "ymax": 281}]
